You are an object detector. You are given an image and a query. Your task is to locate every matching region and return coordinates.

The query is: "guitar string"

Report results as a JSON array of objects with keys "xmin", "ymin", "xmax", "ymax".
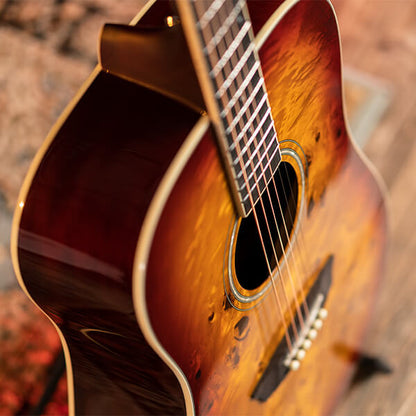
[
  {"xmin": 209, "ymin": 0, "xmax": 316, "ymax": 342},
  {"xmin": 239, "ymin": 3, "xmax": 312, "ymax": 325},
  {"xmin": 213, "ymin": 0, "xmax": 305, "ymax": 342},
  {"xmin": 196, "ymin": 0, "xmax": 313, "ymax": 350},
  {"xmin": 217, "ymin": 0, "xmax": 304, "ymax": 342},
  {"xmin": 223, "ymin": 1, "xmax": 308, "ymax": 331},
  {"xmin": 195, "ymin": 0, "xmax": 295, "ymax": 349},
  {"xmin": 209, "ymin": 0, "xmax": 305, "ymax": 342},
  {"xmin": 276, "ymin": 166, "xmax": 310, "ymax": 318},
  {"xmin": 234, "ymin": 0, "xmax": 311, "ymax": 323}
]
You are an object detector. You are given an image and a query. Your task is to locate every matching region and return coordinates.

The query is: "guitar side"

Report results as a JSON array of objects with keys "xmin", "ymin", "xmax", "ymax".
[{"xmin": 10, "ymin": 0, "xmax": 387, "ymax": 415}]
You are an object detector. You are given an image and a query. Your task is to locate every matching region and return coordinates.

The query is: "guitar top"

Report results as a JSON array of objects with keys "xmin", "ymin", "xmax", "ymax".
[{"xmin": 11, "ymin": 0, "xmax": 387, "ymax": 414}]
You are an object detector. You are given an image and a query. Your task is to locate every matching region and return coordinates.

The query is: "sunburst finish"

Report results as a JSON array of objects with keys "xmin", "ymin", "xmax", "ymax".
[{"xmin": 12, "ymin": 0, "xmax": 387, "ymax": 414}]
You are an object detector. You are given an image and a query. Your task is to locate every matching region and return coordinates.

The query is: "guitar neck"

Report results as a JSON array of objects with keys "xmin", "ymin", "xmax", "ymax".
[{"xmin": 176, "ymin": 0, "xmax": 281, "ymax": 217}]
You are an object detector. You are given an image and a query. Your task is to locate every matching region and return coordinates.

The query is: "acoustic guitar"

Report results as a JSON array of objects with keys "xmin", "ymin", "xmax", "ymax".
[{"xmin": 11, "ymin": 0, "xmax": 387, "ymax": 414}]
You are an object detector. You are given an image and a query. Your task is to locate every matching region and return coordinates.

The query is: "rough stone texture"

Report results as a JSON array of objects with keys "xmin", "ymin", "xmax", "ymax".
[
  {"xmin": 0, "ymin": 0, "xmax": 142, "ymax": 210},
  {"xmin": 0, "ymin": 288, "xmax": 65, "ymax": 415}
]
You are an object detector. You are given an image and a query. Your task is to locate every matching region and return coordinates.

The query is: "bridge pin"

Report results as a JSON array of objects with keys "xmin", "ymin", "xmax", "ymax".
[
  {"xmin": 319, "ymin": 308, "xmax": 328, "ymax": 320},
  {"xmin": 313, "ymin": 319, "xmax": 323, "ymax": 330},
  {"xmin": 290, "ymin": 360, "xmax": 301, "ymax": 371},
  {"xmin": 303, "ymin": 339, "xmax": 312, "ymax": 350},
  {"xmin": 308, "ymin": 328, "xmax": 318, "ymax": 340},
  {"xmin": 296, "ymin": 349, "xmax": 306, "ymax": 361}
]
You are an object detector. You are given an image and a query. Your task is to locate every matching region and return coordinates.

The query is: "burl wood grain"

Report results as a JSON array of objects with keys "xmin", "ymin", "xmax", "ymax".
[
  {"xmin": 15, "ymin": 0, "xmax": 387, "ymax": 414},
  {"xmin": 145, "ymin": 1, "xmax": 387, "ymax": 414}
]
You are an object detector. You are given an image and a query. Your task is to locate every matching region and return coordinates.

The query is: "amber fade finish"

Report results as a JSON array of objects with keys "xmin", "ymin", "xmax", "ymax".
[
  {"xmin": 141, "ymin": 0, "xmax": 386, "ymax": 414},
  {"xmin": 11, "ymin": 0, "xmax": 387, "ymax": 415}
]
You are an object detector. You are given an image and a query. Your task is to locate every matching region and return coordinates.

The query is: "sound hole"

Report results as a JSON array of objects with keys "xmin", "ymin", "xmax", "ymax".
[{"xmin": 235, "ymin": 162, "xmax": 298, "ymax": 291}]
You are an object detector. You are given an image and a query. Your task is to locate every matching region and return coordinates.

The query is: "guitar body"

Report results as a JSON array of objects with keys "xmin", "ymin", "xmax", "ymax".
[{"xmin": 12, "ymin": 0, "xmax": 387, "ymax": 415}]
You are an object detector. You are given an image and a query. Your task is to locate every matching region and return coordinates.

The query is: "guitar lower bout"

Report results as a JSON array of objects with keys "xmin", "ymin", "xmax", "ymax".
[{"xmin": 12, "ymin": 0, "xmax": 387, "ymax": 414}]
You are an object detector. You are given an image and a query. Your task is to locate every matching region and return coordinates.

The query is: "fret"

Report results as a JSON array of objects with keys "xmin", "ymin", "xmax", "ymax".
[
  {"xmin": 218, "ymin": 59, "xmax": 259, "ymax": 112},
  {"xmin": 232, "ymin": 93, "xmax": 268, "ymax": 142},
  {"xmin": 238, "ymin": 130, "xmax": 277, "ymax": 180},
  {"xmin": 203, "ymin": 0, "xmax": 245, "ymax": 53},
  {"xmin": 209, "ymin": 20, "xmax": 251, "ymax": 77},
  {"xmin": 198, "ymin": 0, "xmax": 227, "ymax": 30},
  {"xmin": 249, "ymin": 131, "xmax": 277, "ymax": 174},
  {"xmin": 230, "ymin": 106, "xmax": 271, "ymax": 152},
  {"xmin": 228, "ymin": 105, "xmax": 270, "ymax": 162},
  {"xmin": 177, "ymin": 0, "xmax": 281, "ymax": 216},
  {"xmin": 224, "ymin": 78, "xmax": 265, "ymax": 134},
  {"xmin": 241, "ymin": 141, "xmax": 280, "ymax": 198},
  {"xmin": 238, "ymin": 116, "xmax": 275, "ymax": 161},
  {"xmin": 215, "ymin": 43, "xmax": 255, "ymax": 97}
]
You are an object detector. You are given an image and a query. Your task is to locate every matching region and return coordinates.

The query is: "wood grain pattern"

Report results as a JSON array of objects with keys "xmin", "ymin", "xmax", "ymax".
[
  {"xmin": 17, "ymin": 71, "xmax": 199, "ymax": 414},
  {"xmin": 145, "ymin": 1, "xmax": 387, "ymax": 414},
  {"xmin": 12, "ymin": 0, "xmax": 388, "ymax": 414}
]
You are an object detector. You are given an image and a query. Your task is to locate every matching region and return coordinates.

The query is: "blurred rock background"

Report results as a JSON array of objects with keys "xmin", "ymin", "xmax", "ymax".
[{"xmin": 0, "ymin": 0, "xmax": 415, "ymax": 414}]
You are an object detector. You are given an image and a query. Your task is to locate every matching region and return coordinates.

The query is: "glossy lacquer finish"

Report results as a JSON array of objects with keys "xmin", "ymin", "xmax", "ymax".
[
  {"xmin": 145, "ymin": 1, "xmax": 386, "ymax": 415},
  {"xmin": 14, "ymin": 0, "xmax": 387, "ymax": 415},
  {"xmin": 17, "ymin": 70, "xmax": 199, "ymax": 413}
]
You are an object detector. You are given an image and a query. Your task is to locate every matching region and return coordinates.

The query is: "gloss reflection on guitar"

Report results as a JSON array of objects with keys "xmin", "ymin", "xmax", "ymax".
[{"xmin": 11, "ymin": 0, "xmax": 387, "ymax": 414}]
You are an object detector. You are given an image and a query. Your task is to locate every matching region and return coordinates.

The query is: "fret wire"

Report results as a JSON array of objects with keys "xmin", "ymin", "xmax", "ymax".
[
  {"xmin": 216, "ymin": 61, "xmax": 260, "ymax": 109},
  {"xmin": 238, "ymin": 119, "xmax": 278, "ymax": 189},
  {"xmin": 197, "ymin": 0, "xmax": 227, "ymax": 30},
  {"xmin": 220, "ymin": 3, "xmax": 271, "ymax": 143},
  {"xmin": 219, "ymin": 61, "xmax": 260, "ymax": 117},
  {"xmin": 203, "ymin": 0, "xmax": 245, "ymax": 54},
  {"xmin": 210, "ymin": 21, "xmax": 251, "ymax": 77},
  {"xmin": 252, "ymin": 133, "xmax": 278, "ymax": 176},
  {"xmin": 227, "ymin": 94, "xmax": 260, "ymax": 140},
  {"xmin": 206, "ymin": 3, "xmax": 245, "ymax": 78},
  {"xmin": 248, "ymin": 123, "xmax": 276, "ymax": 168},
  {"xmin": 234, "ymin": 120, "xmax": 275, "ymax": 176},
  {"xmin": 230, "ymin": 105, "xmax": 271, "ymax": 152},
  {"xmin": 216, "ymin": 39, "xmax": 258, "ymax": 117},
  {"xmin": 202, "ymin": 1, "xmax": 258, "ymax": 117},
  {"xmin": 239, "ymin": 115, "xmax": 275, "ymax": 162},
  {"xmin": 225, "ymin": 77, "xmax": 264, "ymax": 134},
  {"xmin": 241, "ymin": 138, "xmax": 279, "ymax": 194},
  {"xmin": 224, "ymin": 53, "xmax": 278, "ymax": 190},
  {"xmin": 224, "ymin": 76, "xmax": 277, "ymax": 199},
  {"xmin": 189, "ymin": 0, "xmax": 281, "ymax": 215},
  {"xmin": 215, "ymin": 43, "xmax": 255, "ymax": 97},
  {"xmin": 211, "ymin": 0, "xmax": 247, "ymax": 91},
  {"xmin": 229, "ymin": 100, "xmax": 269, "ymax": 154},
  {"xmin": 199, "ymin": 0, "xmax": 245, "ymax": 48},
  {"xmin": 237, "ymin": 134, "xmax": 276, "ymax": 186}
]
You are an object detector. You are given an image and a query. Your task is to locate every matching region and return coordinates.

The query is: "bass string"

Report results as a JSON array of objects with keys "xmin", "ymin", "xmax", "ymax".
[
  {"xmin": 191, "ymin": 0, "xmax": 282, "ymax": 346},
  {"xmin": 223, "ymin": 0, "xmax": 309, "ymax": 335},
  {"xmin": 255, "ymin": 158, "xmax": 308, "ymax": 328},
  {"xmin": 231, "ymin": 0, "xmax": 311, "ymax": 333},
  {"xmin": 197, "ymin": 0, "xmax": 302, "ymax": 350},
  {"xmin": 211, "ymin": 0, "xmax": 302, "ymax": 346},
  {"xmin": 276, "ymin": 165, "xmax": 310, "ymax": 318},
  {"xmin": 201, "ymin": 0, "xmax": 296, "ymax": 349}
]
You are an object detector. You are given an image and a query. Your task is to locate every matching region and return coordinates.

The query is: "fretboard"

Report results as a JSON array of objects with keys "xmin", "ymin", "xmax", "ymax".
[{"xmin": 177, "ymin": 0, "xmax": 281, "ymax": 217}]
